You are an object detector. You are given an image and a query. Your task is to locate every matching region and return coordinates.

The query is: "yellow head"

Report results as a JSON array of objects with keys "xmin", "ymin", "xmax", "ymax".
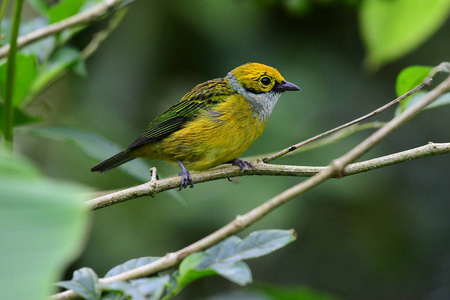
[{"xmin": 226, "ymin": 62, "xmax": 300, "ymax": 121}]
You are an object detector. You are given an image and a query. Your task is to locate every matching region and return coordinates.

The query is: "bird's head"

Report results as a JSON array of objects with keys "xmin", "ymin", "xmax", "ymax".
[
  {"xmin": 226, "ymin": 62, "xmax": 300, "ymax": 122},
  {"xmin": 228, "ymin": 62, "xmax": 300, "ymax": 95}
]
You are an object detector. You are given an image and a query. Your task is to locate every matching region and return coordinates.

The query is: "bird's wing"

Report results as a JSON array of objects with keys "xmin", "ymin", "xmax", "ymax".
[{"xmin": 127, "ymin": 78, "xmax": 234, "ymax": 149}]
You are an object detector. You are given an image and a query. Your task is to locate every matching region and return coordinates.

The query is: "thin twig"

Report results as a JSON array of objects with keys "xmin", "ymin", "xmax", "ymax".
[
  {"xmin": 0, "ymin": 0, "xmax": 125, "ymax": 59},
  {"xmin": 262, "ymin": 77, "xmax": 432, "ymax": 163},
  {"xmin": 86, "ymin": 142, "xmax": 450, "ymax": 210}
]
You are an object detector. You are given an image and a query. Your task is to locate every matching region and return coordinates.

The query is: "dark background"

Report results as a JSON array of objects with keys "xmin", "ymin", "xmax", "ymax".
[{"xmin": 20, "ymin": 1, "xmax": 450, "ymax": 299}]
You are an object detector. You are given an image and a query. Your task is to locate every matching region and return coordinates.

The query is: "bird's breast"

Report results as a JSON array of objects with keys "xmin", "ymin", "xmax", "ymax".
[{"xmin": 157, "ymin": 94, "xmax": 268, "ymax": 170}]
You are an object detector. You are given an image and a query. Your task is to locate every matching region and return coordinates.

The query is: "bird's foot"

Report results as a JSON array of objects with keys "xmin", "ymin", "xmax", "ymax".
[
  {"xmin": 177, "ymin": 161, "xmax": 194, "ymax": 190},
  {"xmin": 231, "ymin": 158, "xmax": 255, "ymax": 172}
]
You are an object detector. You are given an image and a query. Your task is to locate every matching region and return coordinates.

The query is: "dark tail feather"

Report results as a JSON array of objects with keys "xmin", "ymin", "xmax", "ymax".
[{"xmin": 91, "ymin": 150, "xmax": 134, "ymax": 173}]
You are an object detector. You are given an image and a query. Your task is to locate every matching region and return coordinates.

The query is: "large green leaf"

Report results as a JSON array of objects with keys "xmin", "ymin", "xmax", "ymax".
[
  {"xmin": 171, "ymin": 230, "xmax": 296, "ymax": 296},
  {"xmin": 360, "ymin": 0, "xmax": 450, "ymax": 69},
  {"xmin": 0, "ymin": 149, "xmax": 91, "ymax": 300},
  {"xmin": 395, "ymin": 65, "xmax": 433, "ymax": 97},
  {"xmin": 49, "ymin": 0, "xmax": 89, "ymax": 23},
  {"xmin": 16, "ymin": 126, "xmax": 153, "ymax": 182},
  {"xmin": 0, "ymin": 52, "xmax": 38, "ymax": 106},
  {"xmin": 16, "ymin": 126, "xmax": 185, "ymax": 203},
  {"xmin": 394, "ymin": 65, "xmax": 450, "ymax": 116},
  {"xmin": 197, "ymin": 229, "xmax": 297, "ymax": 267}
]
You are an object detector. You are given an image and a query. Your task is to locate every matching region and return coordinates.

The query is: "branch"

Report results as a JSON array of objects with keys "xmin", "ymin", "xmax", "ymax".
[
  {"xmin": 87, "ymin": 142, "xmax": 450, "ymax": 210},
  {"xmin": 0, "ymin": 0, "xmax": 125, "ymax": 59},
  {"xmin": 262, "ymin": 77, "xmax": 432, "ymax": 163}
]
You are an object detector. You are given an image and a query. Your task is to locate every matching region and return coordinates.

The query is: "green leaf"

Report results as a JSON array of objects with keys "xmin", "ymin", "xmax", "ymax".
[
  {"xmin": 16, "ymin": 126, "xmax": 185, "ymax": 204},
  {"xmin": 105, "ymin": 257, "xmax": 161, "ymax": 277},
  {"xmin": 29, "ymin": 47, "xmax": 82, "ymax": 101},
  {"xmin": 0, "ymin": 147, "xmax": 42, "ymax": 179},
  {"xmin": 0, "ymin": 105, "xmax": 43, "ymax": 133},
  {"xmin": 360, "ymin": 0, "xmax": 450, "ymax": 69},
  {"xmin": 49, "ymin": 0, "xmax": 88, "ymax": 23},
  {"xmin": 0, "ymin": 149, "xmax": 91, "ymax": 300},
  {"xmin": 16, "ymin": 126, "xmax": 153, "ymax": 182},
  {"xmin": 171, "ymin": 230, "xmax": 296, "ymax": 296},
  {"xmin": 395, "ymin": 91, "xmax": 450, "ymax": 116},
  {"xmin": 56, "ymin": 268, "xmax": 101, "ymax": 300},
  {"xmin": 100, "ymin": 281, "xmax": 145, "ymax": 300},
  {"xmin": 210, "ymin": 261, "xmax": 252, "ymax": 286},
  {"xmin": 0, "ymin": 52, "xmax": 38, "ymax": 106},
  {"xmin": 130, "ymin": 277, "xmax": 170, "ymax": 300},
  {"xmin": 396, "ymin": 65, "xmax": 433, "ymax": 97},
  {"xmin": 197, "ymin": 229, "xmax": 297, "ymax": 268}
]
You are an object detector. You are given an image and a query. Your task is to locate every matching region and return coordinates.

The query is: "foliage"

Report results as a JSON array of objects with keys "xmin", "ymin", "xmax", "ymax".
[
  {"xmin": 0, "ymin": 148, "xmax": 90, "ymax": 299},
  {"xmin": 56, "ymin": 230, "xmax": 296, "ymax": 299}
]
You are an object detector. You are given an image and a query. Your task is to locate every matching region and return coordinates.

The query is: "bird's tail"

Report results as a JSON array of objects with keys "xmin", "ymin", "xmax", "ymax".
[{"xmin": 91, "ymin": 150, "xmax": 135, "ymax": 173}]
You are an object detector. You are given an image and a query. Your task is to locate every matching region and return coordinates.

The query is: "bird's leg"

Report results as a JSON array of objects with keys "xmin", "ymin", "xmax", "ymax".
[
  {"xmin": 177, "ymin": 161, "xmax": 194, "ymax": 190},
  {"xmin": 231, "ymin": 158, "xmax": 255, "ymax": 172}
]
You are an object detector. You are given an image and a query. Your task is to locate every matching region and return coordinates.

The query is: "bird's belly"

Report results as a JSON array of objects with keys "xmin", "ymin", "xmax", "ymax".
[{"xmin": 148, "ymin": 98, "xmax": 267, "ymax": 170}]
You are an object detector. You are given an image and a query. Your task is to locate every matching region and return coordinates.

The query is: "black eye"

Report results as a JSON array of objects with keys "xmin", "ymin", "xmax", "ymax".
[{"xmin": 260, "ymin": 76, "xmax": 271, "ymax": 86}]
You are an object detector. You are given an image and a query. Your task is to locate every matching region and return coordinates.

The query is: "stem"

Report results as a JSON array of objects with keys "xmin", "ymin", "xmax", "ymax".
[
  {"xmin": 0, "ymin": 0, "xmax": 9, "ymax": 46},
  {"xmin": 3, "ymin": 0, "xmax": 24, "ymax": 150}
]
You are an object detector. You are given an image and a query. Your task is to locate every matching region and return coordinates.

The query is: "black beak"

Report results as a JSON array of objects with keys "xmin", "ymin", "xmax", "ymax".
[{"xmin": 272, "ymin": 80, "xmax": 301, "ymax": 92}]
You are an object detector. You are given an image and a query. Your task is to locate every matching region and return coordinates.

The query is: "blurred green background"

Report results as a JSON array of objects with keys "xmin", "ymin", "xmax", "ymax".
[{"xmin": 16, "ymin": 0, "xmax": 450, "ymax": 299}]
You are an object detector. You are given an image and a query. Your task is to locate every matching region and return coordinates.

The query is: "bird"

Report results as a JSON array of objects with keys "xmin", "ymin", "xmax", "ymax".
[{"xmin": 91, "ymin": 62, "xmax": 300, "ymax": 190}]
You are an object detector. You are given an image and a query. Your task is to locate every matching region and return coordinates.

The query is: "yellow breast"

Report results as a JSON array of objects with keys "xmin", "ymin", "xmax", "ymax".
[{"xmin": 141, "ymin": 94, "xmax": 267, "ymax": 170}]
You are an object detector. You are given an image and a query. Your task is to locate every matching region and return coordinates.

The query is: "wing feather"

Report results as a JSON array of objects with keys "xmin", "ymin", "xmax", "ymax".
[{"xmin": 127, "ymin": 78, "xmax": 234, "ymax": 149}]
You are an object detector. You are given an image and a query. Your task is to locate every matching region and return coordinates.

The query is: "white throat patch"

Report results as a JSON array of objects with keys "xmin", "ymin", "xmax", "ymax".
[{"xmin": 226, "ymin": 72, "xmax": 281, "ymax": 122}]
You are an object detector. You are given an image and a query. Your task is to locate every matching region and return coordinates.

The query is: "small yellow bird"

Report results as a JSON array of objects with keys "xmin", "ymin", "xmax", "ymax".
[{"xmin": 91, "ymin": 63, "xmax": 300, "ymax": 189}]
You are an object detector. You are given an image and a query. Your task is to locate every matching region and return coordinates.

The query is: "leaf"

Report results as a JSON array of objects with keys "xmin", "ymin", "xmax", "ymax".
[
  {"xmin": 130, "ymin": 277, "xmax": 170, "ymax": 300},
  {"xmin": 197, "ymin": 229, "xmax": 297, "ymax": 268},
  {"xmin": 56, "ymin": 268, "xmax": 101, "ymax": 300},
  {"xmin": 0, "ymin": 105, "xmax": 43, "ymax": 133},
  {"xmin": 16, "ymin": 126, "xmax": 153, "ymax": 182},
  {"xmin": 0, "ymin": 52, "xmax": 38, "ymax": 106},
  {"xmin": 210, "ymin": 261, "xmax": 252, "ymax": 286},
  {"xmin": 0, "ymin": 147, "xmax": 42, "ymax": 179},
  {"xmin": 395, "ymin": 91, "xmax": 450, "ymax": 116},
  {"xmin": 360, "ymin": 0, "xmax": 450, "ymax": 70},
  {"xmin": 172, "ymin": 230, "xmax": 296, "ymax": 295},
  {"xmin": 175, "ymin": 253, "xmax": 215, "ymax": 289},
  {"xmin": 105, "ymin": 257, "xmax": 161, "ymax": 277},
  {"xmin": 16, "ymin": 126, "xmax": 185, "ymax": 203},
  {"xmin": 0, "ymin": 149, "xmax": 91, "ymax": 300},
  {"xmin": 49, "ymin": 0, "xmax": 89, "ymax": 23},
  {"xmin": 100, "ymin": 281, "xmax": 145, "ymax": 300},
  {"xmin": 395, "ymin": 65, "xmax": 433, "ymax": 97},
  {"xmin": 29, "ymin": 46, "xmax": 83, "ymax": 100}
]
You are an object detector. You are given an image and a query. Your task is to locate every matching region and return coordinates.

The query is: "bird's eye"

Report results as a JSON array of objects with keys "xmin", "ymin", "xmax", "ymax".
[{"xmin": 260, "ymin": 76, "xmax": 272, "ymax": 86}]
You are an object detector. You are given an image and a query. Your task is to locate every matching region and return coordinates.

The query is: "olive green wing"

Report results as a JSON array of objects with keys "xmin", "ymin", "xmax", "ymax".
[{"xmin": 127, "ymin": 78, "xmax": 234, "ymax": 149}]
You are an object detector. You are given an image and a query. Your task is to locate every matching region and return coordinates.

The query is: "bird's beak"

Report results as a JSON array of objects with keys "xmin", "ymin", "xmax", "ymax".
[{"xmin": 272, "ymin": 80, "xmax": 301, "ymax": 92}]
